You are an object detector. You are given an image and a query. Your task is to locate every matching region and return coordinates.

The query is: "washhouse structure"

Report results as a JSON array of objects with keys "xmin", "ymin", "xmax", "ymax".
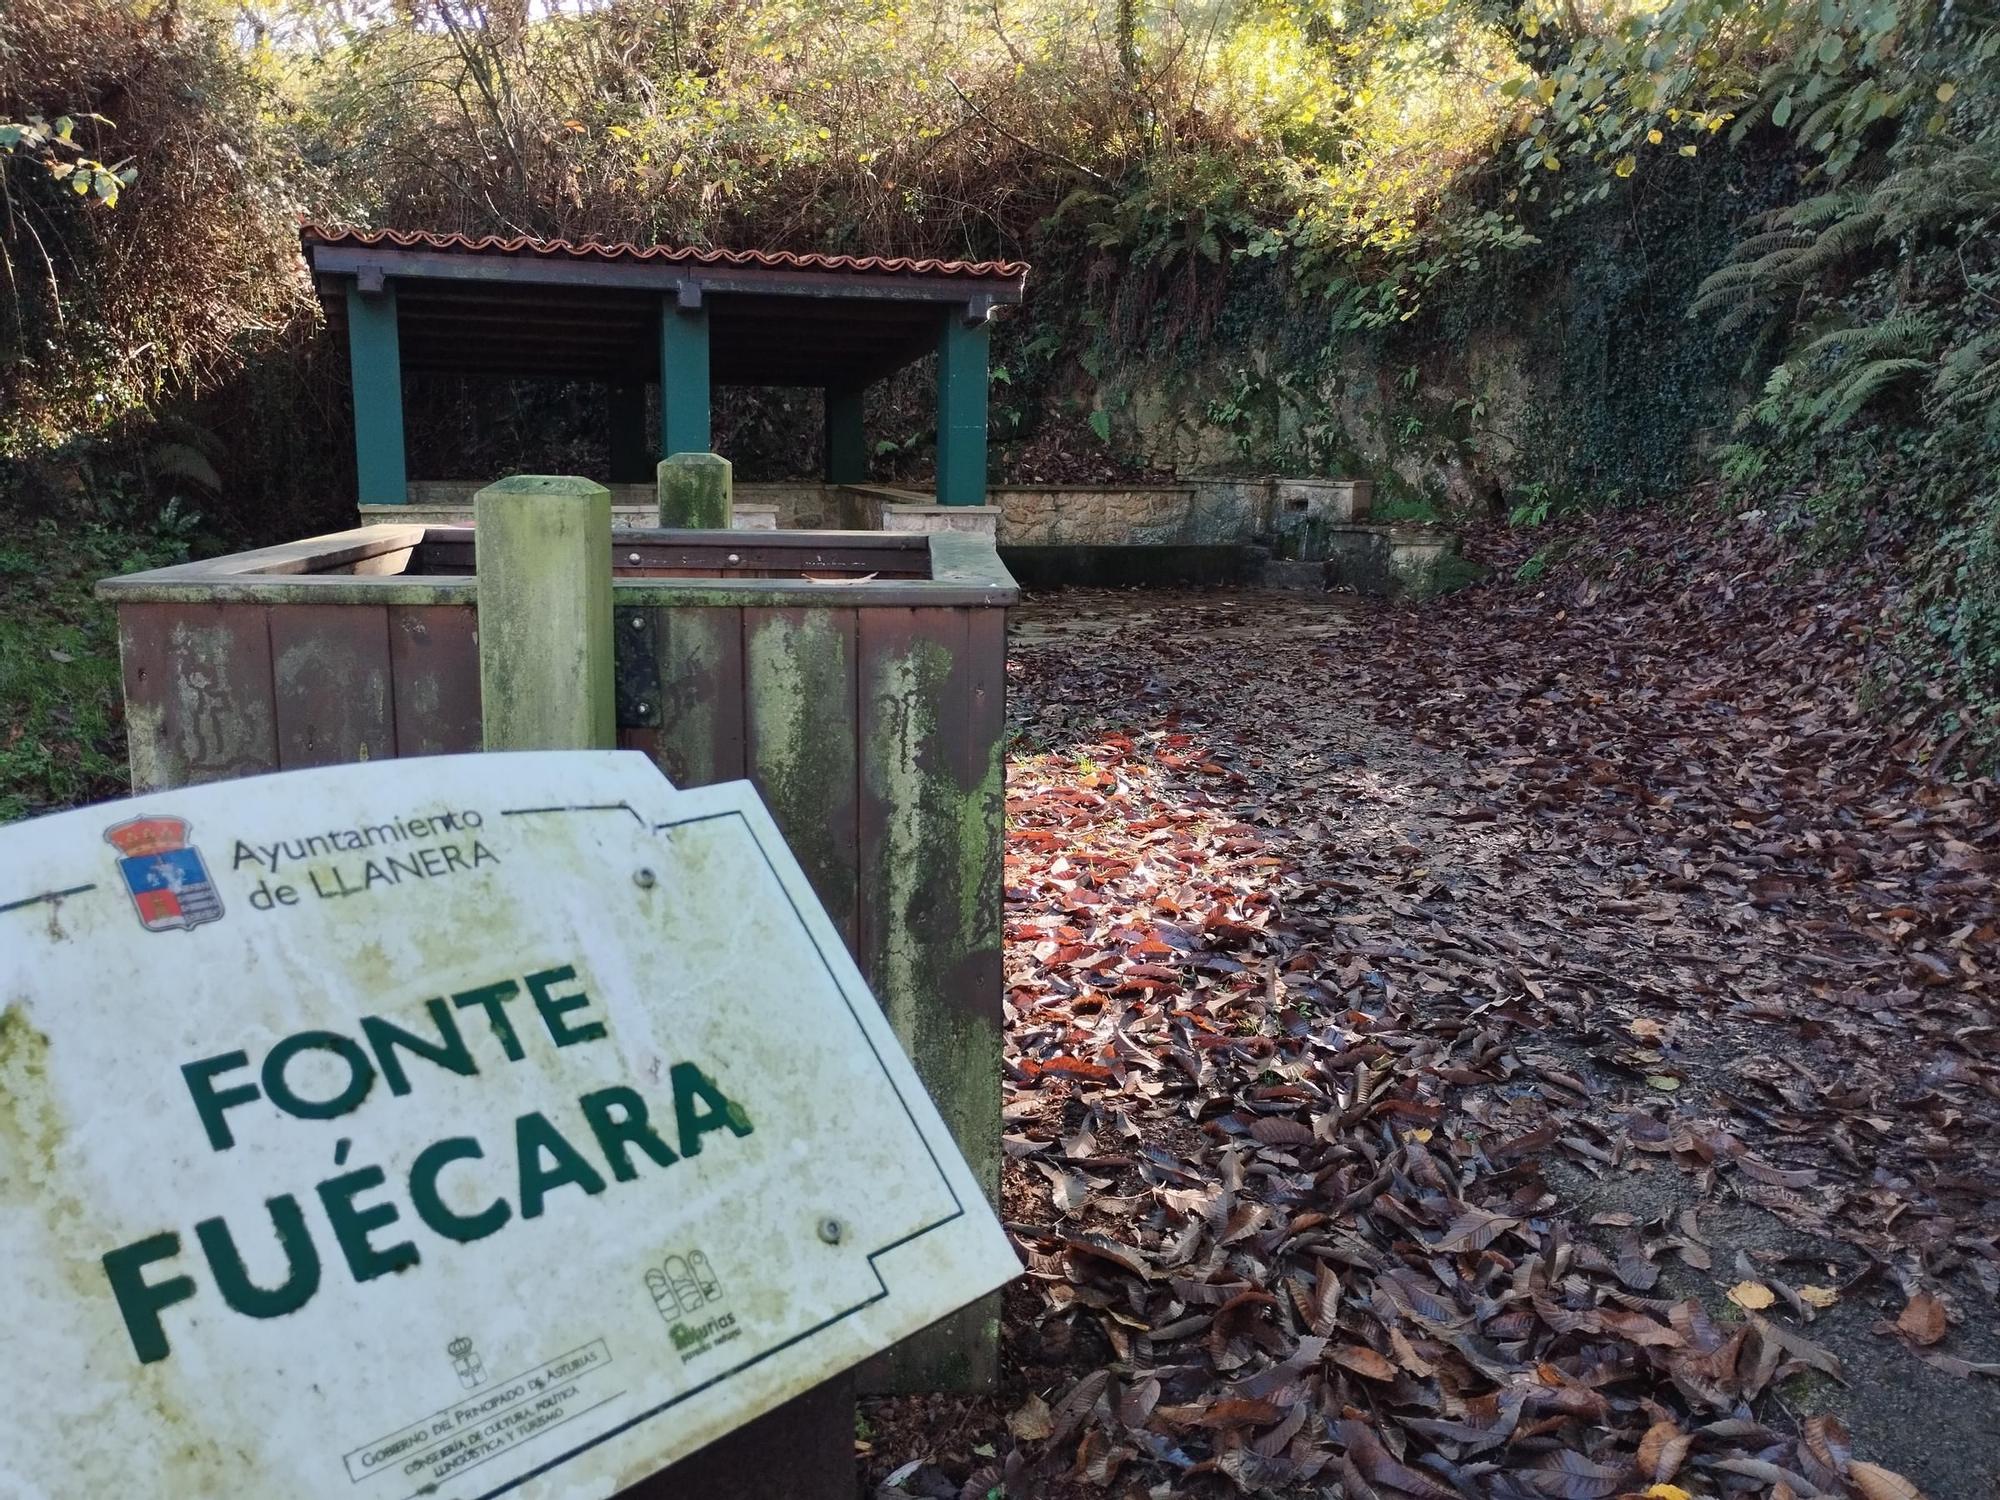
[{"xmin": 303, "ymin": 226, "xmax": 1029, "ymax": 509}]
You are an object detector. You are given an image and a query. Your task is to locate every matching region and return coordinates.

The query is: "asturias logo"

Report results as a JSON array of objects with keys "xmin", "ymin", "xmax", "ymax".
[
  {"xmin": 105, "ymin": 816, "xmax": 224, "ymax": 933},
  {"xmin": 646, "ymin": 1250, "xmax": 741, "ymax": 1362}
]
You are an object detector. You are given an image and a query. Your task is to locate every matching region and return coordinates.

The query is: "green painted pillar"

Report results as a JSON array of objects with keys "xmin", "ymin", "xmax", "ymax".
[
  {"xmin": 660, "ymin": 300, "xmax": 711, "ymax": 458},
  {"xmin": 608, "ymin": 383, "xmax": 651, "ymax": 484},
  {"xmin": 935, "ymin": 312, "xmax": 988, "ymax": 505},
  {"xmin": 824, "ymin": 385, "xmax": 867, "ymax": 485},
  {"xmin": 345, "ymin": 283, "xmax": 407, "ymax": 506}
]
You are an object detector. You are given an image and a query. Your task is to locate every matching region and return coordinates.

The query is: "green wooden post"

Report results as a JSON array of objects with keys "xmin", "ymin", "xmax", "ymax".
[
  {"xmin": 658, "ymin": 452, "xmax": 732, "ymax": 529},
  {"xmin": 660, "ymin": 300, "xmax": 711, "ymax": 457},
  {"xmin": 824, "ymin": 385, "xmax": 867, "ymax": 485},
  {"xmin": 474, "ymin": 475, "xmax": 615, "ymax": 750},
  {"xmin": 609, "ymin": 383, "xmax": 651, "ymax": 484},
  {"xmin": 346, "ymin": 283, "xmax": 408, "ymax": 507},
  {"xmin": 935, "ymin": 312, "xmax": 989, "ymax": 506}
]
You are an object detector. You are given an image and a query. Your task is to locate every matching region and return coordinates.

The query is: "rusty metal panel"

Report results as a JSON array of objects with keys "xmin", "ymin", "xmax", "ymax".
[
  {"xmin": 744, "ymin": 607, "xmax": 858, "ymax": 952},
  {"xmin": 268, "ymin": 604, "xmax": 396, "ymax": 768},
  {"xmin": 116, "ymin": 601, "xmax": 279, "ymax": 792},
  {"xmin": 388, "ymin": 604, "xmax": 482, "ymax": 756}
]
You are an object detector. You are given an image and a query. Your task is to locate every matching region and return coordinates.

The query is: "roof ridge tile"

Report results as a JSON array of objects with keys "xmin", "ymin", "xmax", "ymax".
[{"xmin": 300, "ymin": 223, "xmax": 1030, "ymax": 281}]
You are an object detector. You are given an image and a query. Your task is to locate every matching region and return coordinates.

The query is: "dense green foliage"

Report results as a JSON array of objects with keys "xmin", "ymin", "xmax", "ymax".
[
  {"xmin": 1, "ymin": 0, "xmax": 1996, "ymax": 752},
  {"xmin": 0, "ymin": 518, "xmax": 188, "ymax": 819}
]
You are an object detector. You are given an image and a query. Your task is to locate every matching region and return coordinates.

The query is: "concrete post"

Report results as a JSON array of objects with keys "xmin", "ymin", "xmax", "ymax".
[
  {"xmin": 345, "ymin": 283, "xmax": 408, "ymax": 506},
  {"xmin": 658, "ymin": 452, "xmax": 732, "ymax": 529},
  {"xmin": 474, "ymin": 475, "xmax": 615, "ymax": 751}
]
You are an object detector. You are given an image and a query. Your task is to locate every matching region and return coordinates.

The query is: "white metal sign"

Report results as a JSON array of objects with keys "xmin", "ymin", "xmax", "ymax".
[{"xmin": 0, "ymin": 752, "xmax": 1017, "ymax": 1498}]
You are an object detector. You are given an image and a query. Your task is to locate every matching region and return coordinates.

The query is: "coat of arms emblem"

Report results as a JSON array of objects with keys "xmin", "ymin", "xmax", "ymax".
[{"xmin": 104, "ymin": 816, "xmax": 224, "ymax": 932}]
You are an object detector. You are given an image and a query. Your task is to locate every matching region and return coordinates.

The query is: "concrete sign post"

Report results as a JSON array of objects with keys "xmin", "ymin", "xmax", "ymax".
[{"xmin": 0, "ymin": 751, "xmax": 1018, "ymax": 1498}]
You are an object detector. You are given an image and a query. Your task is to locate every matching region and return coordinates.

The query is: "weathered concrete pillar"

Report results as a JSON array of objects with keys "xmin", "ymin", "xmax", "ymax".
[
  {"xmin": 658, "ymin": 452, "xmax": 732, "ymax": 529},
  {"xmin": 474, "ymin": 475, "xmax": 615, "ymax": 750}
]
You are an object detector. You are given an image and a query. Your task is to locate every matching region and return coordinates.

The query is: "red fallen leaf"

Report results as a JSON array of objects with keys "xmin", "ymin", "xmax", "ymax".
[
  {"xmin": 1184, "ymin": 1397, "xmax": 1285, "ymax": 1429},
  {"xmin": 1248, "ymin": 1116, "xmax": 1315, "ymax": 1146},
  {"xmin": 1431, "ymin": 1209, "xmax": 1520, "ymax": 1252},
  {"xmin": 1061, "ymin": 1233, "xmax": 1154, "ymax": 1280},
  {"xmin": 1022, "ymin": 1055, "xmax": 1115, "ymax": 1081},
  {"xmin": 1849, "ymin": 1462, "xmax": 1929, "ymax": 1500},
  {"xmin": 1637, "ymin": 1420, "xmax": 1691, "ymax": 1481},
  {"xmin": 1595, "ymin": 1307, "xmax": 1684, "ymax": 1348},
  {"xmin": 1798, "ymin": 1414, "xmax": 1852, "ymax": 1490},
  {"xmin": 1521, "ymin": 1449, "xmax": 1632, "ymax": 1498},
  {"xmin": 1895, "ymin": 1289, "xmax": 1949, "ymax": 1346},
  {"xmin": 1331, "ymin": 1344, "xmax": 1398, "ymax": 1381},
  {"xmin": 1332, "ymin": 1420, "xmax": 1459, "ymax": 1500}
]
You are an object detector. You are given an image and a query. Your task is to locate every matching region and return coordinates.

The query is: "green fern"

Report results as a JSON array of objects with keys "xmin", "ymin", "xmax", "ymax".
[{"xmin": 1814, "ymin": 356, "xmax": 1933, "ymax": 428}]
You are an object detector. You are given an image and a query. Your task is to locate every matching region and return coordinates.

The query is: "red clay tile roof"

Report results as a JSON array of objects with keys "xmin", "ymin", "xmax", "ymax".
[{"xmin": 301, "ymin": 224, "xmax": 1029, "ymax": 282}]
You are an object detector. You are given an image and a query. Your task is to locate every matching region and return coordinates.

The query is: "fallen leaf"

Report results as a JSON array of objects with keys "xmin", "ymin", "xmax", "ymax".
[
  {"xmin": 1332, "ymin": 1344, "xmax": 1398, "ymax": 1381},
  {"xmin": 1728, "ymin": 1281, "xmax": 1776, "ymax": 1311},
  {"xmin": 1848, "ymin": 1462, "xmax": 1929, "ymax": 1500},
  {"xmin": 1895, "ymin": 1289, "xmax": 1948, "ymax": 1346},
  {"xmin": 1005, "ymin": 1393, "xmax": 1053, "ymax": 1441}
]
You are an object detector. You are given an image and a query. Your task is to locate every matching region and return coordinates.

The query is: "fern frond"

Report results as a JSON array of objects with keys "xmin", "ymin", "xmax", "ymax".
[
  {"xmin": 1820, "ymin": 357, "xmax": 1933, "ymax": 428},
  {"xmin": 1796, "ymin": 313, "xmax": 1938, "ymax": 366},
  {"xmin": 1936, "ymin": 331, "xmax": 2000, "ymax": 413}
]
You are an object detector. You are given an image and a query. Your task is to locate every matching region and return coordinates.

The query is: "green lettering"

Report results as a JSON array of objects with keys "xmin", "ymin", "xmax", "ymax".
[
  {"xmin": 316, "ymin": 1166, "xmax": 419, "ymax": 1282},
  {"xmin": 526, "ymin": 965, "xmax": 607, "ymax": 1048},
  {"xmin": 182, "ymin": 1051, "xmax": 261, "ymax": 1151},
  {"xmin": 578, "ymin": 1086, "xmax": 678, "ymax": 1182},
  {"xmin": 515, "ymin": 1111, "xmax": 607, "ymax": 1220},
  {"xmin": 102, "ymin": 1232, "xmax": 197, "ymax": 1366},
  {"xmin": 670, "ymin": 1063, "xmax": 753, "ymax": 1158},
  {"xmin": 361, "ymin": 1000, "xmax": 478, "ymax": 1096},
  {"xmin": 196, "ymin": 1196, "xmax": 321, "ymax": 1319},
  {"xmin": 452, "ymin": 980, "xmax": 526, "ymax": 1061},
  {"xmin": 263, "ymin": 1031, "xmax": 374, "ymax": 1121},
  {"xmin": 410, "ymin": 1136, "xmax": 512, "ymax": 1243}
]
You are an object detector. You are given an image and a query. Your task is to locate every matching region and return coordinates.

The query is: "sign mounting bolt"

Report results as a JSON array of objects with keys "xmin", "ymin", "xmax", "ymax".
[
  {"xmin": 817, "ymin": 1217, "xmax": 844, "ymax": 1245},
  {"xmin": 633, "ymin": 867, "xmax": 657, "ymax": 890}
]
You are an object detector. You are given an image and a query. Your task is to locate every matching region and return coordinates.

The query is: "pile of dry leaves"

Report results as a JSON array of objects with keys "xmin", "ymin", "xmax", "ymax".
[{"xmin": 862, "ymin": 509, "xmax": 1997, "ymax": 1500}]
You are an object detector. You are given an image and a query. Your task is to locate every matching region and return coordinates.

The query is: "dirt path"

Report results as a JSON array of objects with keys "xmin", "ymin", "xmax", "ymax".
[{"xmin": 868, "ymin": 584, "xmax": 2000, "ymax": 1500}]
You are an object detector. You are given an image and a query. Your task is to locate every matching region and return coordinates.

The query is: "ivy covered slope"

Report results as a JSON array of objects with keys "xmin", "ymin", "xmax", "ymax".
[{"xmin": 1681, "ymin": 4, "xmax": 2000, "ymax": 748}]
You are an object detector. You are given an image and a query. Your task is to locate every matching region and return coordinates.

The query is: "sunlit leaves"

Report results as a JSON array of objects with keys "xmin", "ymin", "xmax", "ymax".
[{"xmin": 0, "ymin": 112, "xmax": 135, "ymax": 208}]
